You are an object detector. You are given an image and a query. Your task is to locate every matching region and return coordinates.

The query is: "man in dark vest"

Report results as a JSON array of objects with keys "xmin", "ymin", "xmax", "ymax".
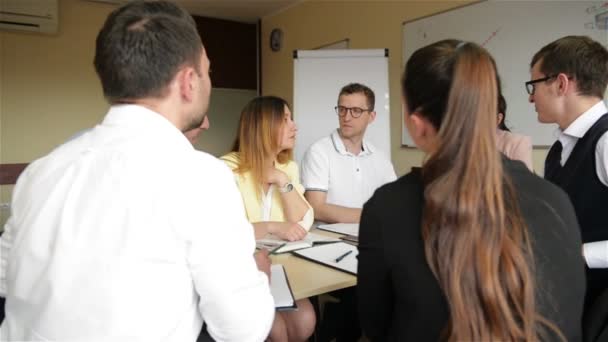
[{"xmin": 528, "ymin": 35, "xmax": 608, "ymax": 310}]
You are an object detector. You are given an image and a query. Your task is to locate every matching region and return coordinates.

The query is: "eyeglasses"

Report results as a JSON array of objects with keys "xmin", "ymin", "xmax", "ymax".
[
  {"xmin": 335, "ymin": 105, "xmax": 371, "ymax": 118},
  {"xmin": 525, "ymin": 75, "xmax": 557, "ymax": 95}
]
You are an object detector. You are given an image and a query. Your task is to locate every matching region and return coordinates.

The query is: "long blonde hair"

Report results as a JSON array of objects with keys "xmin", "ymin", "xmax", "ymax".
[
  {"xmin": 402, "ymin": 40, "xmax": 563, "ymax": 341},
  {"xmin": 231, "ymin": 96, "xmax": 293, "ymax": 199}
]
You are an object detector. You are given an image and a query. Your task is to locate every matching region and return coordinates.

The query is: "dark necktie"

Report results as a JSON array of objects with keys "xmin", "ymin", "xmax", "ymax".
[{"xmin": 544, "ymin": 140, "xmax": 563, "ymax": 180}]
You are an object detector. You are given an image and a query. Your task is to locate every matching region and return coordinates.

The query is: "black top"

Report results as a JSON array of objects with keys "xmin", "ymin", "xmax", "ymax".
[
  {"xmin": 544, "ymin": 113, "xmax": 608, "ymax": 243},
  {"xmin": 357, "ymin": 158, "xmax": 585, "ymax": 341}
]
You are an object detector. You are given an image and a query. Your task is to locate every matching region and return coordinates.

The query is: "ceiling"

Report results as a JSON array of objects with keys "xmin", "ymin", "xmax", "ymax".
[{"xmin": 170, "ymin": 0, "xmax": 302, "ymax": 23}]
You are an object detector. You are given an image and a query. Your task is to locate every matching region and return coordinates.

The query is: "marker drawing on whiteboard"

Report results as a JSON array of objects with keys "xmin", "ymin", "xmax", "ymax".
[{"xmin": 481, "ymin": 27, "xmax": 501, "ymax": 47}]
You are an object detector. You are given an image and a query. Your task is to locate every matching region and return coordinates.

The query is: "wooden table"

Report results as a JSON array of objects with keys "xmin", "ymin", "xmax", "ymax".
[{"xmin": 270, "ymin": 229, "xmax": 357, "ymax": 300}]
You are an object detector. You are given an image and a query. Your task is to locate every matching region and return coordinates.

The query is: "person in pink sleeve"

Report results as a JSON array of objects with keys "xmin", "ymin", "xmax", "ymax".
[{"xmin": 496, "ymin": 93, "xmax": 534, "ymax": 170}]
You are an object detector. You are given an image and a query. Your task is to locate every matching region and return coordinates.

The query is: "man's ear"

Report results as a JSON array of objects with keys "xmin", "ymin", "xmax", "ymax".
[
  {"xmin": 368, "ymin": 110, "xmax": 376, "ymax": 123},
  {"xmin": 556, "ymin": 72, "xmax": 571, "ymax": 96},
  {"xmin": 178, "ymin": 66, "xmax": 196, "ymax": 102}
]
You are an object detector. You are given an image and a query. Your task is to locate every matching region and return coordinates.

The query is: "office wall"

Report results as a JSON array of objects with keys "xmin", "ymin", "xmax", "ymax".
[
  {"xmin": 195, "ymin": 88, "xmax": 257, "ymax": 157},
  {"xmin": 0, "ymin": 0, "xmax": 109, "ymax": 164},
  {"xmin": 261, "ymin": 0, "xmax": 550, "ymax": 175}
]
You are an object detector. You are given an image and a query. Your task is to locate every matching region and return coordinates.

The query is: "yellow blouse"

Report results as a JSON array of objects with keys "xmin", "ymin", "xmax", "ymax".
[{"xmin": 221, "ymin": 152, "xmax": 314, "ymax": 229}]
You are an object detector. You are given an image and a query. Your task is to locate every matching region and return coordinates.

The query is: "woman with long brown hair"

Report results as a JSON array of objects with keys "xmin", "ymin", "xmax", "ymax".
[
  {"xmin": 221, "ymin": 96, "xmax": 315, "ymax": 342},
  {"xmin": 357, "ymin": 40, "xmax": 585, "ymax": 341}
]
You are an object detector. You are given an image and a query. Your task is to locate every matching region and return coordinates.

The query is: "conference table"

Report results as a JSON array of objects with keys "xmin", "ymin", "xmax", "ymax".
[{"xmin": 269, "ymin": 228, "xmax": 357, "ymax": 300}]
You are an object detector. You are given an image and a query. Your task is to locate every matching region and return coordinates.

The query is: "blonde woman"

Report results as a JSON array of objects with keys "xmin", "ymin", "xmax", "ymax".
[{"xmin": 221, "ymin": 96, "xmax": 316, "ymax": 342}]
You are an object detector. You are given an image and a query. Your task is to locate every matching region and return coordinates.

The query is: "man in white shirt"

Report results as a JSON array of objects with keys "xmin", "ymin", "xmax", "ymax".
[
  {"xmin": 301, "ymin": 83, "xmax": 396, "ymax": 224},
  {"xmin": 528, "ymin": 35, "xmax": 608, "ymax": 309},
  {"xmin": 300, "ymin": 83, "xmax": 396, "ymax": 341},
  {"xmin": 0, "ymin": 2, "xmax": 274, "ymax": 341}
]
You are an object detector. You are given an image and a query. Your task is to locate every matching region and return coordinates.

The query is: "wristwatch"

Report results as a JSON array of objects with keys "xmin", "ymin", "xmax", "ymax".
[{"xmin": 278, "ymin": 182, "xmax": 294, "ymax": 193}]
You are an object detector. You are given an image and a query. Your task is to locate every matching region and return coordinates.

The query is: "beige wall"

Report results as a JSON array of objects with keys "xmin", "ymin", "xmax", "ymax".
[
  {"xmin": 195, "ymin": 88, "xmax": 257, "ymax": 157},
  {"xmin": 261, "ymin": 0, "xmax": 549, "ymax": 176},
  {"xmin": 1, "ymin": 0, "xmax": 111, "ymax": 164}
]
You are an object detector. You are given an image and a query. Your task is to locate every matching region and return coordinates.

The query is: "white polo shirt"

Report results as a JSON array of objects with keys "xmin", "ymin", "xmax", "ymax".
[{"xmin": 301, "ymin": 129, "xmax": 396, "ymax": 208}]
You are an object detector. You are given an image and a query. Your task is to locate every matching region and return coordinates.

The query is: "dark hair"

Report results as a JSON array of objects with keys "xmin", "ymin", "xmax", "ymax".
[
  {"xmin": 338, "ymin": 83, "xmax": 375, "ymax": 110},
  {"xmin": 231, "ymin": 96, "xmax": 293, "ymax": 199},
  {"xmin": 94, "ymin": 0, "xmax": 203, "ymax": 103},
  {"xmin": 497, "ymin": 93, "xmax": 509, "ymax": 131},
  {"xmin": 402, "ymin": 39, "xmax": 562, "ymax": 341},
  {"xmin": 531, "ymin": 35, "xmax": 608, "ymax": 98}
]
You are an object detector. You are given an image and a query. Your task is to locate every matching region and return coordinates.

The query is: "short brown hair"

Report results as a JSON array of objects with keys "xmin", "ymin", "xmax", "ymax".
[
  {"xmin": 531, "ymin": 36, "xmax": 608, "ymax": 98},
  {"xmin": 94, "ymin": 1, "xmax": 203, "ymax": 103},
  {"xmin": 338, "ymin": 83, "xmax": 375, "ymax": 110}
]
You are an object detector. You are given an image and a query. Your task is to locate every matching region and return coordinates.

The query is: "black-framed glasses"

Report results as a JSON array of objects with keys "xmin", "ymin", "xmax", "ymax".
[
  {"xmin": 335, "ymin": 105, "xmax": 371, "ymax": 118},
  {"xmin": 525, "ymin": 75, "xmax": 557, "ymax": 95}
]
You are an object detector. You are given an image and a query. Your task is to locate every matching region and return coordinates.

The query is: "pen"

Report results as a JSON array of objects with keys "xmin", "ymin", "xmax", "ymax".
[
  {"xmin": 334, "ymin": 250, "xmax": 353, "ymax": 263},
  {"xmin": 269, "ymin": 243, "xmax": 287, "ymax": 255}
]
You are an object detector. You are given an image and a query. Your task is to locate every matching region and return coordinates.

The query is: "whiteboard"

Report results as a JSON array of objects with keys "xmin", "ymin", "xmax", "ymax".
[
  {"xmin": 293, "ymin": 49, "xmax": 391, "ymax": 164},
  {"xmin": 402, "ymin": 0, "xmax": 608, "ymax": 146}
]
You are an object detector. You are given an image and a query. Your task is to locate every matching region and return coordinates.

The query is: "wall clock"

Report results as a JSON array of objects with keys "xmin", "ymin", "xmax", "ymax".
[{"xmin": 270, "ymin": 28, "xmax": 283, "ymax": 52}]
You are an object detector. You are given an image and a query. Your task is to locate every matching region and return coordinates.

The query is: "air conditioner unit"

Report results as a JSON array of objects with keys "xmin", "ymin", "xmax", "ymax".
[
  {"xmin": 0, "ymin": 0, "xmax": 58, "ymax": 34},
  {"xmin": 85, "ymin": 0, "xmax": 131, "ymax": 4}
]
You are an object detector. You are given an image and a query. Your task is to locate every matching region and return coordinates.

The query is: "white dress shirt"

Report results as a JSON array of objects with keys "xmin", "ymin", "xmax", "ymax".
[
  {"xmin": 554, "ymin": 100, "xmax": 608, "ymax": 186},
  {"xmin": 0, "ymin": 105, "xmax": 274, "ymax": 341},
  {"xmin": 301, "ymin": 129, "xmax": 397, "ymax": 209},
  {"xmin": 554, "ymin": 101, "xmax": 608, "ymax": 268}
]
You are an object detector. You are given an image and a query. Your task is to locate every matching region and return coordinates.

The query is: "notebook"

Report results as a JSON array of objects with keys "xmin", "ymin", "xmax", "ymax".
[
  {"xmin": 292, "ymin": 242, "xmax": 358, "ymax": 275},
  {"xmin": 270, "ymin": 264, "xmax": 297, "ymax": 311},
  {"xmin": 317, "ymin": 223, "xmax": 359, "ymax": 237},
  {"xmin": 339, "ymin": 234, "xmax": 358, "ymax": 245},
  {"xmin": 257, "ymin": 232, "xmax": 340, "ymax": 254}
]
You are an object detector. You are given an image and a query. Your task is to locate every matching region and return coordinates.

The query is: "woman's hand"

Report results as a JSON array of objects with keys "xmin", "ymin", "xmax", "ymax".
[
  {"xmin": 269, "ymin": 222, "xmax": 307, "ymax": 241},
  {"xmin": 264, "ymin": 166, "xmax": 289, "ymax": 187}
]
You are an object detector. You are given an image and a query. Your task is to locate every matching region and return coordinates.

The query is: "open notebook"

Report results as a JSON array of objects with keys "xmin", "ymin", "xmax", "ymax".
[
  {"xmin": 271, "ymin": 264, "xmax": 296, "ymax": 311},
  {"xmin": 292, "ymin": 242, "xmax": 358, "ymax": 275},
  {"xmin": 257, "ymin": 232, "xmax": 340, "ymax": 254}
]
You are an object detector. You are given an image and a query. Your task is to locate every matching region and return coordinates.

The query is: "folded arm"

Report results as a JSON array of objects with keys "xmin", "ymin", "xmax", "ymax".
[
  {"xmin": 267, "ymin": 166, "xmax": 312, "ymax": 227},
  {"xmin": 252, "ymin": 221, "xmax": 307, "ymax": 241},
  {"xmin": 305, "ymin": 190, "xmax": 361, "ymax": 224}
]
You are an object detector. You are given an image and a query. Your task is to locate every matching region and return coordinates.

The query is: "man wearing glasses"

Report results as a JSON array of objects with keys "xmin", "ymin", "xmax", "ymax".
[
  {"xmin": 300, "ymin": 83, "xmax": 396, "ymax": 341},
  {"xmin": 301, "ymin": 83, "xmax": 396, "ymax": 225},
  {"xmin": 528, "ymin": 35, "xmax": 608, "ymax": 311}
]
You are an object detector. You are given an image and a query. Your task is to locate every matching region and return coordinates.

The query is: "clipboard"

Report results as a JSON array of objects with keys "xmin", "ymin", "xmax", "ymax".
[
  {"xmin": 339, "ymin": 234, "xmax": 358, "ymax": 245},
  {"xmin": 257, "ymin": 232, "xmax": 340, "ymax": 254},
  {"xmin": 292, "ymin": 242, "xmax": 358, "ymax": 275},
  {"xmin": 270, "ymin": 264, "xmax": 297, "ymax": 311}
]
